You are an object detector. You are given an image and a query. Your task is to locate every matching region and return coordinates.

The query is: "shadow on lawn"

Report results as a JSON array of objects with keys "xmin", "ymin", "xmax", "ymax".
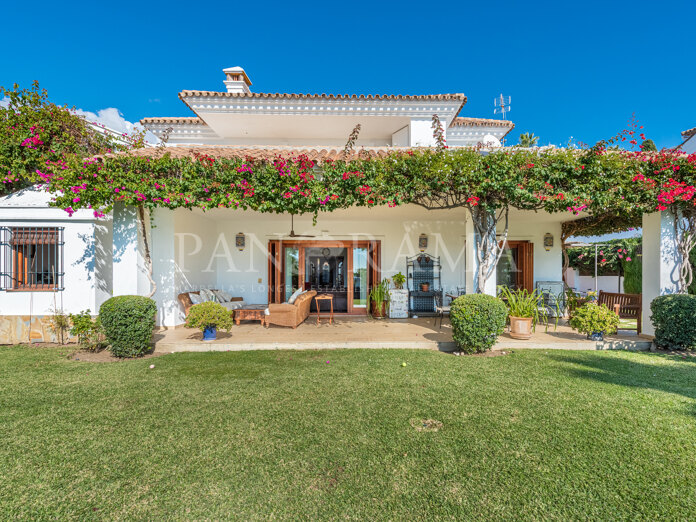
[{"xmin": 549, "ymin": 352, "xmax": 696, "ymax": 416}]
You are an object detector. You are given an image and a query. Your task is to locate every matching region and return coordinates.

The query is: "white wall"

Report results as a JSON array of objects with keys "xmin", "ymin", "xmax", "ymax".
[
  {"xmin": 0, "ymin": 216, "xmax": 106, "ymax": 317},
  {"xmin": 565, "ymin": 269, "xmax": 624, "ymax": 294},
  {"xmin": 150, "ymin": 205, "xmax": 566, "ymax": 325},
  {"xmin": 505, "ymin": 217, "xmax": 563, "ymax": 284}
]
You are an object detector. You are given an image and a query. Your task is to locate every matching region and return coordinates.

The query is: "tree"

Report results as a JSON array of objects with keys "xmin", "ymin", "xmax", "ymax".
[
  {"xmin": 641, "ymin": 139, "xmax": 657, "ymax": 152},
  {"xmin": 518, "ymin": 132, "xmax": 539, "ymax": 147}
]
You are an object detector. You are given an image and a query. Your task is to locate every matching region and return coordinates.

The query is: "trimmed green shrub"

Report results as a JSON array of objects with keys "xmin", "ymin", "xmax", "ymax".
[
  {"xmin": 569, "ymin": 302, "xmax": 619, "ymax": 336},
  {"xmin": 450, "ymin": 294, "xmax": 507, "ymax": 353},
  {"xmin": 99, "ymin": 296, "xmax": 157, "ymax": 358},
  {"xmin": 651, "ymin": 295, "xmax": 696, "ymax": 351},
  {"xmin": 185, "ymin": 301, "xmax": 235, "ymax": 332}
]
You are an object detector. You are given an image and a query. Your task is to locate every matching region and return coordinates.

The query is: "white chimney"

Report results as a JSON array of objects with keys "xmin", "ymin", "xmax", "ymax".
[{"xmin": 223, "ymin": 66, "xmax": 252, "ymax": 94}]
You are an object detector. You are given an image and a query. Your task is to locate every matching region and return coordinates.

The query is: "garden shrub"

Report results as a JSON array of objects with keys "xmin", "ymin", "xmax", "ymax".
[
  {"xmin": 449, "ymin": 294, "xmax": 507, "ymax": 354},
  {"xmin": 568, "ymin": 302, "xmax": 619, "ymax": 336},
  {"xmin": 69, "ymin": 310, "xmax": 108, "ymax": 351},
  {"xmin": 185, "ymin": 301, "xmax": 235, "ymax": 332},
  {"xmin": 651, "ymin": 295, "xmax": 696, "ymax": 351},
  {"xmin": 99, "ymin": 296, "xmax": 157, "ymax": 357}
]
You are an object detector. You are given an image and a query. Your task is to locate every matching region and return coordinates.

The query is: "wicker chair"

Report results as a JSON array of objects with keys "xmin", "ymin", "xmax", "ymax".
[{"xmin": 265, "ymin": 291, "xmax": 317, "ymax": 329}]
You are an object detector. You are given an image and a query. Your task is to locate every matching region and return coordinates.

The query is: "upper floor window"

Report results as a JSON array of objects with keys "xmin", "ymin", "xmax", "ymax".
[{"xmin": 0, "ymin": 227, "xmax": 64, "ymax": 291}]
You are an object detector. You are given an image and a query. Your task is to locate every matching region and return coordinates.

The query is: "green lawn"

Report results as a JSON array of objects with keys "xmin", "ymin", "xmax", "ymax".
[{"xmin": 1, "ymin": 346, "xmax": 696, "ymax": 520}]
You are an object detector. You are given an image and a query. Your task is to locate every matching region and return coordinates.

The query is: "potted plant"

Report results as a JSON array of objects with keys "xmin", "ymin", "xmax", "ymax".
[
  {"xmin": 185, "ymin": 301, "xmax": 235, "ymax": 341},
  {"xmin": 369, "ymin": 278, "xmax": 391, "ymax": 319},
  {"xmin": 389, "ymin": 273, "xmax": 409, "ymax": 319},
  {"xmin": 569, "ymin": 302, "xmax": 619, "ymax": 341},
  {"xmin": 498, "ymin": 287, "xmax": 548, "ymax": 340},
  {"xmin": 392, "ymin": 272, "xmax": 406, "ymax": 290}
]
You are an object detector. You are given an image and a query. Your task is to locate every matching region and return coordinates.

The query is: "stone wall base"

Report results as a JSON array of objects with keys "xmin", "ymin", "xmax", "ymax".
[{"xmin": 0, "ymin": 315, "xmax": 75, "ymax": 345}]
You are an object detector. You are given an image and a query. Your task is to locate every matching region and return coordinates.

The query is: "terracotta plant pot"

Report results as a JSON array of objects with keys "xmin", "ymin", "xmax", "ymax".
[
  {"xmin": 509, "ymin": 316, "xmax": 533, "ymax": 340},
  {"xmin": 420, "ymin": 283, "xmax": 430, "ymax": 292},
  {"xmin": 371, "ymin": 301, "xmax": 387, "ymax": 319}
]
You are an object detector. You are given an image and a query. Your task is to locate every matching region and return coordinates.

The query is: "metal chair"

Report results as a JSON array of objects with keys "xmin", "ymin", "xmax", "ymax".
[{"xmin": 434, "ymin": 293, "xmax": 451, "ymax": 330}]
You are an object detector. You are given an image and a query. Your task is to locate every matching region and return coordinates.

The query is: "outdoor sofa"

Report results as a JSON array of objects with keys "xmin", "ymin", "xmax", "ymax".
[{"xmin": 265, "ymin": 290, "xmax": 317, "ymax": 328}]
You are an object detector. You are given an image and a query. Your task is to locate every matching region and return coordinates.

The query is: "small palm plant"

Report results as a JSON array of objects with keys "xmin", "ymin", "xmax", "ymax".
[
  {"xmin": 518, "ymin": 132, "xmax": 539, "ymax": 147},
  {"xmin": 498, "ymin": 287, "xmax": 547, "ymax": 330}
]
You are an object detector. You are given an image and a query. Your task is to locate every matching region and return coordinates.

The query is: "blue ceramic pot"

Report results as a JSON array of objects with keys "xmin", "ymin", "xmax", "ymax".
[{"xmin": 203, "ymin": 326, "xmax": 217, "ymax": 341}]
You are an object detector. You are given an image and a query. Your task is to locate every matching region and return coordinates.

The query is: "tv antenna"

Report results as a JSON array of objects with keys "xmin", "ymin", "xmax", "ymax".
[{"xmin": 494, "ymin": 94, "xmax": 511, "ymax": 120}]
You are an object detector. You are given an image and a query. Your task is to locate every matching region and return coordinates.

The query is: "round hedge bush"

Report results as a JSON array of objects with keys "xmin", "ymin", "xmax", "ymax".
[
  {"xmin": 185, "ymin": 301, "xmax": 235, "ymax": 332},
  {"xmin": 99, "ymin": 295, "xmax": 157, "ymax": 358},
  {"xmin": 450, "ymin": 294, "xmax": 507, "ymax": 353},
  {"xmin": 651, "ymin": 295, "xmax": 696, "ymax": 351}
]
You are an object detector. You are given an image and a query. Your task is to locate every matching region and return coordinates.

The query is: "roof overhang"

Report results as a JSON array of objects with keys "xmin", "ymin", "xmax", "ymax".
[{"xmin": 176, "ymin": 91, "xmax": 466, "ymax": 144}]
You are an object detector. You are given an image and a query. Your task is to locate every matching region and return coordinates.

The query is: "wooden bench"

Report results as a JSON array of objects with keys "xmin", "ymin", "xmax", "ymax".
[{"xmin": 598, "ymin": 291, "xmax": 642, "ymax": 334}]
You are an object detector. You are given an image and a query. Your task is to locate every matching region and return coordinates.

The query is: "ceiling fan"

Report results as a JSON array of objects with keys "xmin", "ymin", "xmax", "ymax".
[{"xmin": 287, "ymin": 213, "xmax": 316, "ymax": 238}]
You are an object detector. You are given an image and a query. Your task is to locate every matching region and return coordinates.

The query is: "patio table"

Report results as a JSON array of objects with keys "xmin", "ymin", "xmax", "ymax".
[
  {"xmin": 234, "ymin": 304, "xmax": 267, "ymax": 327},
  {"xmin": 315, "ymin": 294, "xmax": 334, "ymax": 325}
]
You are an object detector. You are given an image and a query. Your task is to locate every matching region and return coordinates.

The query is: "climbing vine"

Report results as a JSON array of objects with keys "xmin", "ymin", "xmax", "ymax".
[{"xmin": 3, "ymin": 83, "xmax": 696, "ymax": 293}]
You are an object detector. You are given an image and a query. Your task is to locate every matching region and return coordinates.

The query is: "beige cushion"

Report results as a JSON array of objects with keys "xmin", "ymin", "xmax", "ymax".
[
  {"xmin": 201, "ymin": 288, "xmax": 217, "ymax": 302},
  {"xmin": 220, "ymin": 301, "xmax": 245, "ymax": 311},
  {"xmin": 287, "ymin": 288, "xmax": 304, "ymax": 305},
  {"xmin": 216, "ymin": 290, "xmax": 233, "ymax": 302}
]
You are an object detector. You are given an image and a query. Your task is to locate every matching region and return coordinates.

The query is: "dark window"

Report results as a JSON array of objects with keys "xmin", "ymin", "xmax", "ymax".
[{"xmin": 0, "ymin": 227, "xmax": 64, "ymax": 291}]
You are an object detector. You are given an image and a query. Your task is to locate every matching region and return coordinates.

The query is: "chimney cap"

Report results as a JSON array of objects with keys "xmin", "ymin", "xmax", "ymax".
[{"xmin": 223, "ymin": 66, "xmax": 252, "ymax": 87}]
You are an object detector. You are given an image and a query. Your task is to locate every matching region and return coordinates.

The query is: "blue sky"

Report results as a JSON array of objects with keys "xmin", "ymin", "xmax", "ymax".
[{"xmin": 2, "ymin": 0, "xmax": 694, "ymax": 148}]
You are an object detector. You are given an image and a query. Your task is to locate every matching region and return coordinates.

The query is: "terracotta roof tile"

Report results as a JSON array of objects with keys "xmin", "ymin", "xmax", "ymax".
[
  {"xmin": 682, "ymin": 126, "xmax": 696, "ymax": 138},
  {"xmin": 178, "ymin": 91, "xmax": 467, "ymax": 103},
  {"xmin": 116, "ymin": 146, "xmax": 405, "ymax": 163},
  {"xmin": 450, "ymin": 117, "xmax": 514, "ymax": 128}
]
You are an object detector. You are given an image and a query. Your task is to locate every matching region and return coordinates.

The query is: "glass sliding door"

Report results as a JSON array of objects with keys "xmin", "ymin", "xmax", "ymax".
[
  {"xmin": 269, "ymin": 240, "xmax": 380, "ymax": 314},
  {"xmin": 353, "ymin": 247, "xmax": 368, "ymax": 309},
  {"xmin": 304, "ymin": 247, "xmax": 348, "ymax": 313},
  {"xmin": 284, "ymin": 246, "xmax": 299, "ymax": 301}
]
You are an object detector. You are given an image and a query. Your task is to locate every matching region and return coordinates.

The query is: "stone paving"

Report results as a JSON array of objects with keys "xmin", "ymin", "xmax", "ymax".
[{"xmin": 153, "ymin": 316, "xmax": 652, "ymax": 353}]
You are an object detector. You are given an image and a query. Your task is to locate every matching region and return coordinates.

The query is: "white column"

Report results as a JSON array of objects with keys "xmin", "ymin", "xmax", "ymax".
[
  {"xmin": 112, "ymin": 203, "xmax": 148, "ymax": 296},
  {"xmin": 408, "ymin": 119, "xmax": 437, "ymax": 147},
  {"xmin": 464, "ymin": 210, "xmax": 497, "ymax": 295},
  {"xmin": 151, "ymin": 208, "xmax": 179, "ymax": 327},
  {"xmin": 642, "ymin": 211, "xmax": 683, "ymax": 336}
]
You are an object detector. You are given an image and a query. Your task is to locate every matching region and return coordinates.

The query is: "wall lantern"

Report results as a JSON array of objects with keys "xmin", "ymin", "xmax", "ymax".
[
  {"xmin": 418, "ymin": 234, "xmax": 428, "ymax": 252},
  {"xmin": 235, "ymin": 232, "xmax": 246, "ymax": 251},
  {"xmin": 543, "ymin": 233, "xmax": 554, "ymax": 251}
]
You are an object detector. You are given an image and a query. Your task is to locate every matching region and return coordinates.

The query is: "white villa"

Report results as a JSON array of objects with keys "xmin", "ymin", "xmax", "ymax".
[{"xmin": 0, "ymin": 66, "xmax": 683, "ymax": 344}]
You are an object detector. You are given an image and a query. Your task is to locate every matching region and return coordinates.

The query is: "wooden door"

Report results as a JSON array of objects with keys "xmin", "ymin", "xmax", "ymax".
[{"xmin": 498, "ymin": 240, "xmax": 534, "ymax": 292}]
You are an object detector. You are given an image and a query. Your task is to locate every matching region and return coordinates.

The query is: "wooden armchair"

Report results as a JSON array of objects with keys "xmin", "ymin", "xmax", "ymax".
[{"xmin": 598, "ymin": 291, "xmax": 642, "ymax": 334}]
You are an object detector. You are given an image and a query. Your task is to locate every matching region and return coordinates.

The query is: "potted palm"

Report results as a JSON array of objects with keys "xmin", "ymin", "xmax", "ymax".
[
  {"xmin": 498, "ymin": 287, "xmax": 548, "ymax": 340},
  {"xmin": 569, "ymin": 302, "xmax": 619, "ymax": 341},
  {"xmin": 369, "ymin": 278, "xmax": 391, "ymax": 319},
  {"xmin": 185, "ymin": 301, "xmax": 235, "ymax": 341}
]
